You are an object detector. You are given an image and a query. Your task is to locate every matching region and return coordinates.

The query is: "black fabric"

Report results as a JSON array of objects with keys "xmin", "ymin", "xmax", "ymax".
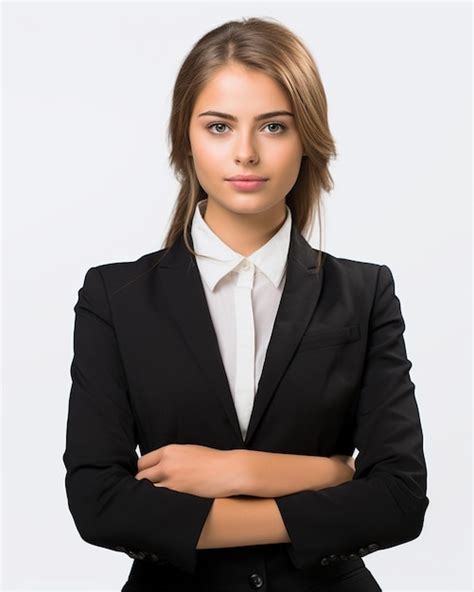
[
  {"xmin": 122, "ymin": 543, "xmax": 381, "ymax": 591},
  {"xmin": 63, "ymin": 222, "xmax": 428, "ymax": 588}
]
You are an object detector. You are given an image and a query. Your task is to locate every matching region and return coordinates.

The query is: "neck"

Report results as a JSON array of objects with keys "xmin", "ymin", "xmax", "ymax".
[{"xmin": 202, "ymin": 198, "xmax": 287, "ymax": 257}]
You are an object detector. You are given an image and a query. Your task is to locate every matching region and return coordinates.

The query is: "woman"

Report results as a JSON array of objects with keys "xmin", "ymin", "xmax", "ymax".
[{"xmin": 63, "ymin": 17, "xmax": 429, "ymax": 592}]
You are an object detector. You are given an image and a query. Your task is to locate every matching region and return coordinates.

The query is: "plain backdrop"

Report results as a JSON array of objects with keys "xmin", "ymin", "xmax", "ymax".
[{"xmin": 1, "ymin": 1, "xmax": 472, "ymax": 591}]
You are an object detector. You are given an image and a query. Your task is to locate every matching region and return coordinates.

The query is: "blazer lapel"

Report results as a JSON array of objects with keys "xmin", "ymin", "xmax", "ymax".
[{"xmin": 156, "ymin": 221, "xmax": 324, "ymax": 448}]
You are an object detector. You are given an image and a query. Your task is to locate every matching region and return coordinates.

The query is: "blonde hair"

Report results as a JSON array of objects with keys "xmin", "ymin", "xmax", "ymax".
[{"xmin": 163, "ymin": 16, "xmax": 338, "ymax": 272}]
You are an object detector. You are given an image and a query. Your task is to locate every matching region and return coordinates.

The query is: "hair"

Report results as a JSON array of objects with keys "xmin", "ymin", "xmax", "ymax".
[{"xmin": 163, "ymin": 16, "xmax": 338, "ymax": 272}]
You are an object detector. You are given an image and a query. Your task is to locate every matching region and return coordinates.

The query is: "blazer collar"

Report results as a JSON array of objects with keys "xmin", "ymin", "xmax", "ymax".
[{"xmin": 156, "ymin": 212, "xmax": 324, "ymax": 448}]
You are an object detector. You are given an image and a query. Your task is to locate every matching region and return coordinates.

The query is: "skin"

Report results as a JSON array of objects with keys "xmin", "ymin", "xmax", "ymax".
[
  {"xmin": 134, "ymin": 63, "xmax": 355, "ymax": 548},
  {"xmin": 135, "ymin": 445, "xmax": 355, "ymax": 499},
  {"xmin": 187, "ymin": 61, "xmax": 305, "ymax": 256},
  {"xmin": 135, "ymin": 444, "xmax": 355, "ymax": 549}
]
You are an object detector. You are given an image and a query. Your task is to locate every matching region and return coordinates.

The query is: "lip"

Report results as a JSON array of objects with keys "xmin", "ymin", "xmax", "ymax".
[
  {"xmin": 226, "ymin": 175, "xmax": 269, "ymax": 181},
  {"xmin": 226, "ymin": 179, "xmax": 268, "ymax": 192}
]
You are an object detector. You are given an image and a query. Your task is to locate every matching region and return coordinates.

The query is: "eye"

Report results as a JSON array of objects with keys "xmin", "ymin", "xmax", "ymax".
[
  {"xmin": 265, "ymin": 122, "xmax": 287, "ymax": 134},
  {"xmin": 207, "ymin": 122, "xmax": 230, "ymax": 134},
  {"xmin": 206, "ymin": 122, "xmax": 287, "ymax": 135}
]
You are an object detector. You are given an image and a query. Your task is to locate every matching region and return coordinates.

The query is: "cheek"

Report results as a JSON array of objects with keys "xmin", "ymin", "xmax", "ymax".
[
  {"xmin": 192, "ymin": 151, "xmax": 226, "ymax": 193},
  {"xmin": 271, "ymin": 138, "xmax": 303, "ymax": 167},
  {"xmin": 272, "ymin": 151, "xmax": 303, "ymax": 186},
  {"xmin": 193, "ymin": 142, "xmax": 227, "ymax": 176}
]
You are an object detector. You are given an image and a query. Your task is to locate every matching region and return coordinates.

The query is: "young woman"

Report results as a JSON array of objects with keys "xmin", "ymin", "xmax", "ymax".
[{"xmin": 63, "ymin": 17, "xmax": 429, "ymax": 592}]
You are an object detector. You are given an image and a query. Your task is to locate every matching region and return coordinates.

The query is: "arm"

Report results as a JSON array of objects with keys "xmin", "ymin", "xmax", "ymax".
[
  {"xmin": 195, "ymin": 453, "xmax": 353, "ymax": 549},
  {"xmin": 197, "ymin": 497, "xmax": 290, "ymax": 549},
  {"xmin": 63, "ymin": 267, "xmax": 214, "ymax": 575},
  {"xmin": 273, "ymin": 265, "xmax": 430, "ymax": 570},
  {"xmin": 235, "ymin": 450, "xmax": 355, "ymax": 498}
]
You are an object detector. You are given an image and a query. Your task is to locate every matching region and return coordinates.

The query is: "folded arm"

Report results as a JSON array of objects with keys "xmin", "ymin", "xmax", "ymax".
[
  {"xmin": 196, "ymin": 451, "xmax": 354, "ymax": 549},
  {"xmin": 197, "ymin": 496, "xmax": 290, "ymax": 549},
  {"xmin": 235, "ymin": 450, "xmax": 355, "ymax": 498},
  {"xmin": 65, "ymin": 264, "xmax": 429, "ymax": 572}
]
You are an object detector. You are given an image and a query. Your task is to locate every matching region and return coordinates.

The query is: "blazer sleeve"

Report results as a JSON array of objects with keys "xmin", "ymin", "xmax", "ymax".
[
  {"xmin": 62, "ymin": 266, "xmax": 215, "ymax": 575},
  {"xmin": 274, "ymin": 264, "xmax": 429, "ymax": 570}
]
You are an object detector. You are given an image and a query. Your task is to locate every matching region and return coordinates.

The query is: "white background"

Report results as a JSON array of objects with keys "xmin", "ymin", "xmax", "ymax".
[{"xmin": 1, "ymin": 1, "xmax": 472, "ymax": 590}]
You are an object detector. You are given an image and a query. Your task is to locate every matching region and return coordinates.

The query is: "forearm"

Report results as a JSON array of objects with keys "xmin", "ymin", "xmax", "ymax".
[
  {"xmin": 237, "ymin": 450, "xmax": 346, "ymax": 498},
  {"xmin": 195, "ymin": 451, "xmax": 347, "ymax": 550},
  {"xmin": 196, "ymin": 496, "xmax": 290, "ymax": 549}
]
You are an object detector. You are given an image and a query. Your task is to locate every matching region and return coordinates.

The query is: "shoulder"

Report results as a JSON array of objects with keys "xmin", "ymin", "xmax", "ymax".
[
  {"xmin": 79, "ymin": 247, "xmax": 170, "ymax": 297},
  {"xmin": 316, "ymin": 249, "xmax": 395, "ymax": 300},
  {"xmin": 319, "ymin": 249, "xmax": 390, "ymax": 279}
]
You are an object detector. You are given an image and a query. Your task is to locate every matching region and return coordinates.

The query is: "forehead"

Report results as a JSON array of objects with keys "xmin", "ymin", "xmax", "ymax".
[{"xmin": 192, "ymin": 64, "xmax": 291, "ymax": 114}]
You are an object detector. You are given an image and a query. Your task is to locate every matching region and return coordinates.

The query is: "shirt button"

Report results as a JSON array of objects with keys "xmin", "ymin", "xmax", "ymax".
[{"xmin": 241, "ymin": 260, "xmax": 250, "ymax": 271}]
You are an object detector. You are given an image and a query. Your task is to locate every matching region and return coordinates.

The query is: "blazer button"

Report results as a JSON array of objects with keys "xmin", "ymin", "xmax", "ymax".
[
  {"xmin": 150, "ymin": 553, "xmax": 160, "ymax": 562},
  {"xmin": 320, "ymin": 557, "xmax": 330, "ymax": 566},
  {"xmin": 348, "ymin": 553, "xmax": 359, "ymax": 560},
  {"xmin": 358, "ymin": 547, "xmax": 369, "ymax": 556},
  {"xmin": 248, "ymin": 573, "xmax": 264, "ymax": 589},
  {"xmin": 114, "ymin": 545, "xmax": 126, "ymax": 552},
  {"xmin": 339, "ymin": 554, "xmax": 349, "ymax": 561},
  {"xmin": 368, "ymin": 543, "xmax": 379, "ymax": 552},
  {"xmin": 329, "ymin": 554, "xmax": 338, "ymax": 563}
]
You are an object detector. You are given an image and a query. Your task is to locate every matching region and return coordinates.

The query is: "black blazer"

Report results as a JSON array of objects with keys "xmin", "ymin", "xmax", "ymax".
[{"xmin": 63, "ymin": 223, "xmax": 429, "ymax": 591}]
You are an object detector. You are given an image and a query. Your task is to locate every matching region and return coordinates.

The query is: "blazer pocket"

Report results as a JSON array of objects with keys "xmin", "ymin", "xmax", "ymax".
[{"xmin": 297, "ymin": 324, "xmax": 361, "ymax": 352}]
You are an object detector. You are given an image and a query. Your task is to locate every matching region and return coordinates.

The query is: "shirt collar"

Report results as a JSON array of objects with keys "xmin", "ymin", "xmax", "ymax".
[{"xmin": 190, "ymin": 198, "xmax": 292, "ymax": 292}]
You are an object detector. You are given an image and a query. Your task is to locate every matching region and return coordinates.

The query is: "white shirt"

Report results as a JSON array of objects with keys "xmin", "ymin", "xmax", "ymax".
[{"xmin": 190, "ymin": 198, "xmax": 292, "ymax": 440}]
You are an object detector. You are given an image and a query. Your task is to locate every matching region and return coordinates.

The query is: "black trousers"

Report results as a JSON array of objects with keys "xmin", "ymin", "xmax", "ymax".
[{"xmin": 122, "ymin": 543, "xmax": 382, "ymax": 591}]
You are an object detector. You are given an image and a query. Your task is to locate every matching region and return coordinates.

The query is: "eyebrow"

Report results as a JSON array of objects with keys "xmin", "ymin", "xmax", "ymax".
[{"xmin": 197, "ymin": 110, "xmax": 294, "ymax": 122}]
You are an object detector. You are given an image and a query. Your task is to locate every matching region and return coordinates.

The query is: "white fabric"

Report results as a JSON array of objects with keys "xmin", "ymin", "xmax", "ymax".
[{"xmin": 190, "ymin": 198, "xmax": 292, "ymax": 440}]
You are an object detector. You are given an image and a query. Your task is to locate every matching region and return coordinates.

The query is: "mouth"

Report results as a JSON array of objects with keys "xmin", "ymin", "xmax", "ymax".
[
  {"xmin": 225, "ymin": 178, "xmax": 268, "ymax": 192},
  {"xmin": 225, "ymin": 175, "xmax": 269, "ymax": 181}
]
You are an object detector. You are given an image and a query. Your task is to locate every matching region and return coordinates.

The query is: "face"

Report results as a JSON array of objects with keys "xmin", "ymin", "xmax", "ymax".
[{"xmin": 188, "ymin": 63, "xmax": 305, "ymax": 219}]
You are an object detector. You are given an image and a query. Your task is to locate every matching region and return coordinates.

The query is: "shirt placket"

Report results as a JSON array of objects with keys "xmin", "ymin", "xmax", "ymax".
[{"xmin": 233, "ymin": 259, "xmax": 256, "ymax": 436}]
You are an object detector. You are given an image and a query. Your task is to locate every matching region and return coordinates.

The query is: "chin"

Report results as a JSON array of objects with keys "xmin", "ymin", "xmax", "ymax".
[{"xmin": 223, "ymin": 196, "xmax": 274, "ymax": 215}]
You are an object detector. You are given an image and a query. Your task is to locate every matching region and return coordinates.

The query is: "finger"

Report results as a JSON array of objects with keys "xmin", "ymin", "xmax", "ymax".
[
  {"xmin": 137, "ymin": 449, "xmax": 162, "ymax": 471},
  {"xmin": 137, "ymin": 452, "xmax": 158, "ymax": 471},
  {"xmin": 135, "ymin": 468, "xmax": 160, "ymax": 482}
]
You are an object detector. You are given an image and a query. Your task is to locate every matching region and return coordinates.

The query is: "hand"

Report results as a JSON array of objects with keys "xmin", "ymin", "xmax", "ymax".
[
  {"xmin": 134, "ymin": 444, "xmax": 241, "ymax": 498},
  {"xmin": 329, "ymin": 454, "xmax": 356, "ymax": 484}
]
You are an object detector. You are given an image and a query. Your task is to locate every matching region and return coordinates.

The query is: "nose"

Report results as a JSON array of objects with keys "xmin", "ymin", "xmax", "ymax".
[{"xmin": 233, "ymin": 131, "xmax": 260, "ymax": 164}]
